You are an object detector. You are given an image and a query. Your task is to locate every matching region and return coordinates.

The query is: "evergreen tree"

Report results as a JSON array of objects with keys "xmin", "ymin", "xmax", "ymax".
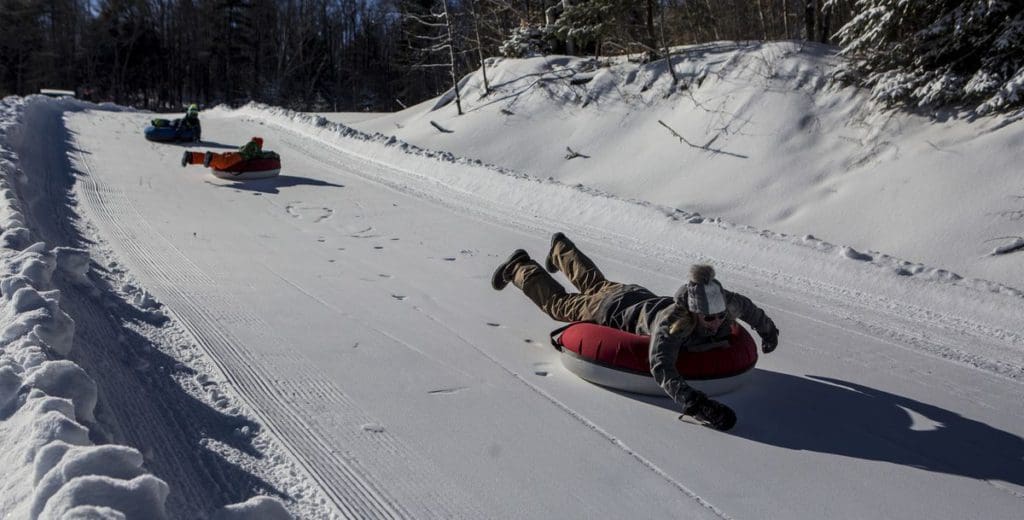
[
  {"xmin": 551, "ymin": 0, "xmax": 630, "ymax": 58},
  {"xmin": 833, "ymin": 0, "xmax": 1024, "ymax": 113},
  {"xmin": 0, "ymin": 0, "xmax": 46, "ymax": 95}
]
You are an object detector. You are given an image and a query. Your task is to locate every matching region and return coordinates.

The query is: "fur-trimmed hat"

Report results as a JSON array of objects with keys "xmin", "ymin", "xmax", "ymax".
[{"xmin": 674, "ymin": 264, "xmax": 727, "ymax": 314}]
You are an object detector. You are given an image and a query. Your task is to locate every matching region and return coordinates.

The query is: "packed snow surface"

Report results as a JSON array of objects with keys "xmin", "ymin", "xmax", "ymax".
[{"xmin": 1, "ymin": 42, "xmax": 1022, "ymax": 519}]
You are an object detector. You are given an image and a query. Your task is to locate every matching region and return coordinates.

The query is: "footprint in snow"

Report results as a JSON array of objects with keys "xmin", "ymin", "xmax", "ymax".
[
  {"xmin": 524, "ymin": 338, "xmax": 544, "ymax": 349},
  {"xmin": 348, "ymin": 226, "xmax": 379, "ymax": 238},
  {"xmin": 533, "ymin": 362, "xmax": 552, "ymax": 376},
  {"xmin": 286, "ymin": 204, "xmax": 334, "ymax": 222},
  {"xmin": 840, "ymin": 246, "xmax": 873, "ymax": 262},
  {"xmin": 361, "ymin": 423, "xmax": 386, "ymax": 433}
]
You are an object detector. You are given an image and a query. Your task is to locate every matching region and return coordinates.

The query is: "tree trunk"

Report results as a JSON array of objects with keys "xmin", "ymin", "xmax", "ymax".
[
  {"xmin": 660, "ymin": 1, "xmax": 676, "ymax": 86},
  {"xmin": 804, "ymin": 0, "xmax": 816, "ymax": 41},
  {"xmin": 645, "ymin": 0, "xmax": 656, "ymax": 52},
  {"xmin": 471, "ymin": 0, "xmax": 490, "ymax": 95},
  {"xmin": 563, "ymin": 0, "xmax": 574, "ymax": 55},
  {"xmin": 755, "ymin": 0, "xmax": 768, "ymax": 40},
  {"xmin": 783, "ymin": 0, "xmax": 790, "ymax": 39},
  {"xmin": 441, "ymin": 0, "xmax": 463, "ymax": 115},
  {"xmin": 703, "ymin": 0, "xmax": 720, "ymax": 41},
  {"xmin": 818, "ymin": 3, "xmax": 831, "ymax": 43}
]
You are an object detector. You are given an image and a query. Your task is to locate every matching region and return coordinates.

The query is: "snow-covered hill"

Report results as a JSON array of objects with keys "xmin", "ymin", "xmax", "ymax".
[
  {"xmin": 0, "ymin": 42, "xmax": 1022, "ymax": 519},
  {"xmin": 338, "ymin": 42, "xmax": 1024, "ymax": 290}
]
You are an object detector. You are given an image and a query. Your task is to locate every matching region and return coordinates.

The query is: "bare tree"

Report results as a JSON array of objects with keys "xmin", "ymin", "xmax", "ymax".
[
  {"xmin": 465, "ymin": 0, "xmax": 491, "ymax": 96},
  {"xmin": 404, "ymin": 0, "xmax": 464, "ymax": 114}
]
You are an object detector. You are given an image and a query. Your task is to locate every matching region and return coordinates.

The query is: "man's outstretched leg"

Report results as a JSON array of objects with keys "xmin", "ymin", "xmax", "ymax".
[
  {"xmin": 544, "ymin": 232, "xmax": 614, "ymax": 294},
  {"xmin": 492, "ymin": 249, "xmax": 602, "ymax": 322}
]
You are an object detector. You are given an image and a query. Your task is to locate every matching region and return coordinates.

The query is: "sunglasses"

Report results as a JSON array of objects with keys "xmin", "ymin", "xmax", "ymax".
[{"xmin": 701, "ymin": 313, "xmax": 726, "ymax": 323}]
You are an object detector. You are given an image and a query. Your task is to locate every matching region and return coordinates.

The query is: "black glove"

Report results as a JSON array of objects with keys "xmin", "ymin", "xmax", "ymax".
[
  {"xmin": 760, "ymin": 327, "xmax": 779, "ymax": 354},
  {"xmin": 682, "ymin": 392, "xmax": 737, "ymax": 431}
]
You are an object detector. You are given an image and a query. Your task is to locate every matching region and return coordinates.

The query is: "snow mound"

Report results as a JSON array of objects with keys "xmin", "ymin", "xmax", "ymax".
[
  {"xmin": 212, "ymin": 496, "xmax": 292, "ymax": 520},
  {"xmin": 223, "ymin": 93, "xmax": 1022, "ymax": 302},
  {"xmin": 319, "ymin": 42, "xmax": 1024, "ymax": 291},
  {"xmin": 0, "ymin": 96, "xmax": 294, "ymax": 519}
]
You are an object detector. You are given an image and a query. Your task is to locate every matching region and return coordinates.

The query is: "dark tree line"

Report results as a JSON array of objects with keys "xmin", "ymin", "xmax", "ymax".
[{"xmin": 1, "ymin": 0, "xmax": 1020, "ymax": 114}]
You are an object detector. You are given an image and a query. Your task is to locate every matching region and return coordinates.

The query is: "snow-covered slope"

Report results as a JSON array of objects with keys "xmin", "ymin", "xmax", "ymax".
[
  {"xmin": 1, "ymin": 42, "xmax": 1022, "ymax": 519},
  {"xmin": 337, "ymin": 42, "xmax": 1024, "ymax": 290}
]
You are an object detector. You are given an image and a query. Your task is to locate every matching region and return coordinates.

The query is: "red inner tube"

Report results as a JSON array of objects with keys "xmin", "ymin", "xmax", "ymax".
[{"xmin": 554, "ymin": 322, "xmax": 757, "ymax": 380}]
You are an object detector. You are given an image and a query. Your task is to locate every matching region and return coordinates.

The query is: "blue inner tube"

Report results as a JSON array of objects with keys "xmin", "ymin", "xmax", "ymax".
[{"xmin": 144, "ymin": 125, "xmax": 198, "ymax": 142}]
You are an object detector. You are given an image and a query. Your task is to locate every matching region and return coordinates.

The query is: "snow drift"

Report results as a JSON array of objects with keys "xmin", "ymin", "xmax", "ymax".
[{"xmin": 0, "ymin": 96, "xmax": 296, "ymax": 519}]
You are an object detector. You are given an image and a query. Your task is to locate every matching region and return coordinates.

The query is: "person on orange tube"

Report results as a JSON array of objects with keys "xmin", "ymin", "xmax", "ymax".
[{"xmin": 181, "ymin": 137, "xmax": 277, "ymax": 170}]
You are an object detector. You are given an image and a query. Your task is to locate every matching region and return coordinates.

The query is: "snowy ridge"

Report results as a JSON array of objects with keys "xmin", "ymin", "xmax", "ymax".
[
  {"xmin": 0, "ymin": 96, "xmax": 170, "ymax": 518},
  {"xmin": 337, "ymin": 43, "xmax": 1024, "ymax": 289},
  {"xmin": 0, "ymin": 96, "xmax": 300, "ymax": 519},
  {"xmin": 223, "ymin": 101, "xmax": 1023, "ymax": 300},
  {"xmin": 217, "ymin": 101, "xmax": 1024, "ymax": 382}
]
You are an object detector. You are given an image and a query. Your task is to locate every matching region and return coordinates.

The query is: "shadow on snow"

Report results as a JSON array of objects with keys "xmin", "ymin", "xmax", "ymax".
[
  {"xmin": 205, "ymin": 174, "xmax": 345, "ymax": 194},
  {"xmin": 617, "ymin": 369, "xmax": 1024, "ymax": 488}
]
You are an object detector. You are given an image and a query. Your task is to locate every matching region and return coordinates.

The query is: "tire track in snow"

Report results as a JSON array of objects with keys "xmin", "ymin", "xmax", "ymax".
[
  {"xmin": 408, "ymin": 305, "xmax": 737, "ymax": 520},
  {"xmin": 24, "ymin": 109, "xmax": 259, "ymax": 516},
  {"xmin": 254, "ymin": 261, "xmax": 488, "ymax": 519},
  {"xmin": 64, "ymin": 291, "xmax": 239, "ymax": 514},
  {"xmin": 72, "ymin": 144, "xmax": 452, "ymax": 519}
]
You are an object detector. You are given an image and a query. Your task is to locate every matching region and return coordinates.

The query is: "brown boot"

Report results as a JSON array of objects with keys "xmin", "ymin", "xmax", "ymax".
[
  {"xmin": 544, "ymin": 232, "xmax": 573, "ymax": 273},
  {"xmin": 491, "ymin": 249, "xmax": 529, "ymax": 290}
]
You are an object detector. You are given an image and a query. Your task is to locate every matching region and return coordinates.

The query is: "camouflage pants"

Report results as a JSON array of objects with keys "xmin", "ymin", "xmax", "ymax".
[{"xmin": 510, "ymin": 239, "xmax": 625, "ymax": 322}]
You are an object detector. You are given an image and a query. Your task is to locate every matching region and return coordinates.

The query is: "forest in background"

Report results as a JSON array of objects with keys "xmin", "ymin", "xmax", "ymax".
[{"xmin": 0, "ymin": 1, "xmax": 1021, "ymax": 115}]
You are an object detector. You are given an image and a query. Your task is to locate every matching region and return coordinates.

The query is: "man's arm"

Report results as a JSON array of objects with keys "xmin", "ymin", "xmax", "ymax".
[{"xmin": 649, "ymin": 305, "xmax": 702, "ymax": 410}]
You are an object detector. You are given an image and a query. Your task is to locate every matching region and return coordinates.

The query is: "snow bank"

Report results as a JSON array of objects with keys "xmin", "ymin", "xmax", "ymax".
[
  {"xmin": 211, "ymin": 496, "xmax": 292, "ymax": 520},
  {"xmin": 317, "ymin": 43, "xmax": 1024, "ymax": 290},
  {"xmin": 222, "ymin": 99, "xmax": 1022, "ymax": 302},
  {"xmin": 0, "ymin": 96, "xmax": 292, "ymax": 519},
  {"xmin": 0, "ymin": 95, "xmax": 170, "ymax": 519}
]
